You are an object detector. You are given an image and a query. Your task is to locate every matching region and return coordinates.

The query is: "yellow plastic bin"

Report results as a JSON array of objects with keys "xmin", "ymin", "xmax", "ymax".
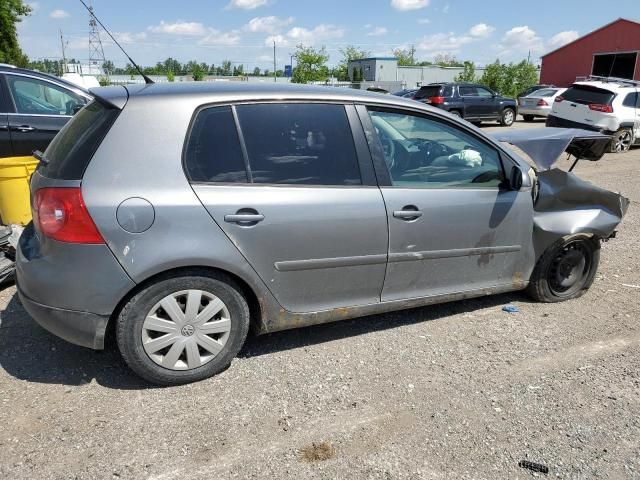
[{"xmin": 0, "ymin": 156, "xmax": 39, "ymax": 225}]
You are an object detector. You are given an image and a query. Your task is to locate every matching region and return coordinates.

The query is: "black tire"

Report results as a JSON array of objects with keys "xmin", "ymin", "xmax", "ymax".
[
  {"xmin": 522, "ymin": 114, "xmax": 535, "ymax": 122},
  {"xmin": 609, "ymin": 128, "xmax": 633, "ymax": 153},
  {"xmin": 449, "ymin": 110, "xmax": 462, "ymax": 118},
  {"xmin": 500, "ymin": 108, "xmax": 516, "ymax": 126},
  {"xmin": 526, "ymin": 236, "xmax": 600, "ymax": 303},
  {"xmin": 116, "ymin": 271, "xmax": 250, "ymax": 385}
]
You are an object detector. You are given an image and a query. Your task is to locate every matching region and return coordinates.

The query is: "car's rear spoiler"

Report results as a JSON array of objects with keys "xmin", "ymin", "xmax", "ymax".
[
  {"xmin": 490, "ymin": 127, "xmax": 611, "ymax": 171},
  {"xmin": 88, "ymin": 85, "xmax": 129, "ymax": 110}
]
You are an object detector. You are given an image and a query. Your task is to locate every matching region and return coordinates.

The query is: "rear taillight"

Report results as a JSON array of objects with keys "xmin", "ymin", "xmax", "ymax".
[
  {"xmin": 33, "ymin": 187, "xmax": 104, "ymax": 244},
  {"xmin": 429, "ymin": 96, "xmax": 445, "ymax": 105},
  {"xmin": 588, "ymin": 103, "xmax": 614, "ymax": 113},
  {"xmin": 555, "ymin": 96, "xmax": 564, "ymax": 103},
  {"xmin": 537, "ymin": 99, "xmax": 549, "ymax": 106}
]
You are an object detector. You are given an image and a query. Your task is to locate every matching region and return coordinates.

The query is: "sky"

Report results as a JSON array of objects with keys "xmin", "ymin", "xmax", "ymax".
[{"xmin": 16, "ymin": 0, "xmax": 640, "ymax": 70}]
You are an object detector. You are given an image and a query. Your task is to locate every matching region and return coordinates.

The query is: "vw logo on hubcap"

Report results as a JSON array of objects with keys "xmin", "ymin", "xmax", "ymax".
[{"xmin": 181, "ymin": 324, "xmax": 195, "ymax": 337}]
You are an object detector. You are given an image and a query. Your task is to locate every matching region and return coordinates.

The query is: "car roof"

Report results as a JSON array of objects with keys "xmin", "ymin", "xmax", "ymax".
[
  {"xmin": 96, "ymin": 81, "xmax": 427, "ymax": 108},
  {"xmin": 572, "ymin": 80, "xmax": 638, "ymax": 92}
]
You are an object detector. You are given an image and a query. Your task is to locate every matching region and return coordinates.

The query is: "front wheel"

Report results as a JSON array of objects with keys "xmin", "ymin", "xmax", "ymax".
[
  {"xmin": 526, "ymin": 236, "xmax": 600, "ymax": 303},
  {"xmin": 610, "ymin": 128, "xmax": 633, "ymax": 153},
  {"xmin": 500, "ymin": 108, "xmax": 516, "ymax": 126},
  {"xmin": 116, "ymin": 271, "xmax": 250, "ymax": 385}
]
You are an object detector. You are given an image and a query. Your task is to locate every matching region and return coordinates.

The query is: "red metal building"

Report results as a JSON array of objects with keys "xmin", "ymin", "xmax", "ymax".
[{"xmin": 540, "ymin": 18, "xmax": 640, "ymax": 87}]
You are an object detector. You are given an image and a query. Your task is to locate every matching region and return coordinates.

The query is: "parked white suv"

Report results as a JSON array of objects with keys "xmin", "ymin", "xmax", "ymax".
[{"xmin": 546, "ymin": 78, "xmax": 640, "ymax": 153}]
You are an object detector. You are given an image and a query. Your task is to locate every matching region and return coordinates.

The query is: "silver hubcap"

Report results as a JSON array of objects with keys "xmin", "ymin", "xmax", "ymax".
[
  {"xmin": 614, "ymin": 131, "xmax": 632, "ymax": 152},
  {"xmin": 142, "ymin": 290, "xmax": 231, "ymax": 371},
  {"xmin": 504, "ymin": 110, "xmax": 514, "ymax": 124}
]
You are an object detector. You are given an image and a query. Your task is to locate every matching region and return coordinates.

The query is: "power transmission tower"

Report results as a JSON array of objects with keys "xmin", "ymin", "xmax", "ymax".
[{"xmin": 88, "ymin": 1, "xmax": 107, "ymax": 76}]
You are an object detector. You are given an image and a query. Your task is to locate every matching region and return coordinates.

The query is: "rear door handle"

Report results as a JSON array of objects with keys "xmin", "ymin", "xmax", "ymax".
[
  {"xmin": 393, "ymin": 207, "xmax": 423, "ymax": 221},
  {"xmin": 224, "ymin": 214, "xmax": 265, "ymax": 224},
  {"xmin": 12, "ymin": 125, "xmax": 35, "ymax": 132}
]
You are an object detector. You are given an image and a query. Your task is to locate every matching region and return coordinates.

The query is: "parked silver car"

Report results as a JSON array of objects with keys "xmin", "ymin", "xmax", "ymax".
[
  {"xmin": 519, "ymin": 87, "xmax": 566, "ymax": 122},
  {"xmin": 17, "ymin": 83, "xmax": 628, "ymax": 385}
]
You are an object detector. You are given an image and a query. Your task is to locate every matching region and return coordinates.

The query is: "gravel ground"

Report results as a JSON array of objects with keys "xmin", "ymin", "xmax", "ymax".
[{"xmin": 1, "ymin": 118, "xmax": 639, "ymax": 479}]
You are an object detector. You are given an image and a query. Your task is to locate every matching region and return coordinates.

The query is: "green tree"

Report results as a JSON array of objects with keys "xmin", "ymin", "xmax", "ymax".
[
  {"xmin": 186, "ymin": 60, "xmax": 205, "ymax": 81},
  {"xmin": 291, "ymin": 45, "xmax": 329, "ymax": 84},
  {"xmin": 163, "ymin": 57, "xmax": 182, "ymax": 76},
  {"xmin": 0, "ymin": 0, "xmax": 31, "ymax": 66},
  {"xmin": 393, "ymin": 47, "xmax": 416, "ymax": 66},
  {"xmin": 233, "ymin": 64, "xmax": 244, "ymax": 76},
  {"xmin": 455, "ymin": 61, "xmax": 476, "ymax": 82},
  {"xmin": 252, "ymin": 66, "xmax": 261, "ymax": 76},
  {"xmin": 478, "ymin": 59, "xmax": 539, "ymax": 98},
  {"xmin": 433, "ymin": 53, "xmax": 463, "ymax": 67},
  {"xmin": 334, "ymin": 45, "xmax": 370, "ymax": 81},
  {"xmin": 167, "ymin": 70, "xmax": 175, "ymax": 82},
  {"xmin": 102, "ymin": 60, "xmax": 115, "ymax": 75}
]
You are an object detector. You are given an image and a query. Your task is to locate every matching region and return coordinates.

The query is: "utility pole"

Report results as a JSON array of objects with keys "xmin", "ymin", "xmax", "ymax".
[
  {"xmin": 527, "ymin": 50, "xmax": 531, "ymax": 64},
  {"xmin": 273, "ymin": 41, "xmax": 277, "ymax": 82},
  {"xmin": 59, "ymin": 29, "xmax": 68, "ymax": 74}
]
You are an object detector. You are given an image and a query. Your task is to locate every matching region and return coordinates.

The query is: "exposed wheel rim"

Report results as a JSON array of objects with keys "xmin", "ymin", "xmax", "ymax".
[
  {"xmin": 547, "ymin": 241, "xmax": 592, "ymax": 297},
  {"xmin": 503, "ymin": 110, "xmax": 515, "ymax": 125},
  {"xmin": 613, "ymin": 130, "xmax": 632, "ymax": 152},
  {"xmin": 142, "ymin": 289, "xmax": 231, "ymax": 371}
]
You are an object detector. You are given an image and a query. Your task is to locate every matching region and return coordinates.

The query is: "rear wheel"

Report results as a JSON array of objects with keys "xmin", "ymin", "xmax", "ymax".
[
  {"xmin": 500, "ymin": 108, "xmax": 516, "ymax": 126},
  {"xmin": 610, "ymin": 128, "xmax": 633, "ymax": 153},
  {"xmin": 116, "ymin": 272, "xmax": 250, "ymax": 385},
  {"xmin": 527, "ymin": 236, "xmax": 600, "ymax": 303},
  {"xmin": 522, "ymin": 114, "xmax": 535, "ymax": 122},
  {"xmin": 449, "ymin": 110, "xmax": 462, "ymax": 118}
]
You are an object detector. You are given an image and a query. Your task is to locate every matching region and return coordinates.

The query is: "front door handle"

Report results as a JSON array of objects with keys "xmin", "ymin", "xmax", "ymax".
[
  {"xmin": 12, "ymin": 125, "xmax": 35, "ymax": 132},
  {"xmin": 224, "ymin": 213, "xmax": 264, "ymax": 224},
  {"xmin": 393, "ymin": 207, "xmax": 423, "ymax": 221}
]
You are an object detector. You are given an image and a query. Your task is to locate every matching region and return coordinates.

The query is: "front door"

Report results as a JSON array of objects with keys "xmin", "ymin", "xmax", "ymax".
[
  {"xmin": 476, "ymin": 86, "xmax": 499, "ymax": 117},
  {"xmin": 4, "ymin": 73, "xmax": 86, "ymax": 156},
  {"xmin": 187, "ymin": 103, "xmax": 388, "ymax": 313},
  {"xmin": 362, "ymin": 107, "xmax": 534, "ymax": 301}
]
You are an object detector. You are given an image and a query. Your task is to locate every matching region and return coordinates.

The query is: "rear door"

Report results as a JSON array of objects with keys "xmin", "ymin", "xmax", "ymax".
[
  {"xmin": 476, "ymin": 86, "xmax": 499, "ymax": 117},
  {"xmin": 359, "ymin": 106, "xmax": 534, "ymax": 301},
  {"xmin": 0, "ymin": 74, "xmax": 11, "ymax": 157},
  {"xmin": 4, "ymin": 73, "xmax": 88, "ymax": 156},
  {"xmin": 459, "ymin": 85, "xmax": 482, "ymax": 118},
  {"xmin": 188, "ymin": 103, "xmax": 389, "ymax": 313}
]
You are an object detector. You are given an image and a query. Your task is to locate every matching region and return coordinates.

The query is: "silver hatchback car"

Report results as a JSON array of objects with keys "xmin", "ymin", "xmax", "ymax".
[{"xmin": 17, "ymin": 83, "xmax": 628, "ymax": 385}]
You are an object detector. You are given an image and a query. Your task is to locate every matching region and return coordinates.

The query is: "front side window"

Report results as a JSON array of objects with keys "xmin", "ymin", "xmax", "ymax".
[
  {"xmin": 6, "ymin": 75, "xmax": 85, "ymax": 115},
  {"xmin": 368, "ymin": 109, "xmax": 504, "ymax": 188},
  {"xmin": 476, "ymin": 87, "xmax": 494, "ymax": 98},
  {"xmin": 235, "ymin": 103, "xmax": 361, "ymax": 185},
  {"xmin": 623, "ymin": 92, "xmax": 638, "ymax": 108}
]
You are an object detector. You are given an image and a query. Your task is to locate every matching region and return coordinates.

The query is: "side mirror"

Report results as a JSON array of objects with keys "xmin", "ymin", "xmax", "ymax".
[{"xmin": 510, "ymin": 165, "xmax": 524, "ymax": 191}]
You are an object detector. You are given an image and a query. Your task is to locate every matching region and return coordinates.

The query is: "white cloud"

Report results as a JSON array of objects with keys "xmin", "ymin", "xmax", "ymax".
[
  {"xmin": 113, "ymin": 32, "xmax": 148, "ymax": 44},
  {"xmin": 367, "ymin": 26, "xmax": 388, "ymax": 37},
  {"xmin": 391, "ymin": 0, "xmax": 429, "ymax": 11},
  {"xmin": 548, "ymin": 30, "xmax": 579, "ymax": 49},
  {"xmin": 417, "ymin": 18, "xmax": 430, "ymax": 25},
  {"xmin": 226, "ymin": 0, "xmax": 271, "ymax": 10},
  {"xmin": 244, "ymin": 16, "xmax": 294, "ymax": 34},
  {"xmin": 499, "ymin": 25, "xmax": 543, "ymax": 56},
  {"xmin": 418, "ymin": 32, "xmax": 473, "ymax": 53},
  {"xmin": 148, "ymin": 21, "xmax": 206, "ymax": 36},
  {"xmin": 199, "ymin": 29, "xmax": 242, "ymax": 46},
  {"xmin": 442, "ymin": 3, "xmax": 450, "ymax": 13},
  {"xmin": 469, "ymin": 23, "xmax": 494, "ymax": 38},
  {"xmin": 49, "ymin": 9, "xmax": 69, "ymax": 19},
  {"xmin": 264, "ymin": 24, "xmax": 345, "ymax": 47}
]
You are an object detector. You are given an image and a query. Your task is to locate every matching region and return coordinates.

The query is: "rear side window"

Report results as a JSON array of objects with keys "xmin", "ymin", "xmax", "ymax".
[
  {"xmin": 41, "ymin": 100, "xmax": 119, "ymax": 180},
  {"xmin": 235, "ymin": 103, "xmax": 361, "ymax": 185},
  {"xmin": 562, "ymin": 85, "xmax": 615, "ymax": 105},
  {"xmin": 414, "ymin": 86, "xmax": 442, "ymax": 100},
  {"xmin": 622, "ymin": 92, "xmax": 638, "ymax": 108},
  {"xmin": 459, "ymin": 86, "xmax": 478, "ymax": 96},
  {"xmin": 184, "ymin": 106, "xmax": 247, "ymax": 183}
]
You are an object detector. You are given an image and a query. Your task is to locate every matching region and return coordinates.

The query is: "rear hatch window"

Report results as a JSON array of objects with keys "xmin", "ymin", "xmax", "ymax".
[
  {"xmin": 562, "ymin": 85, "xmax": 615, "ymax": 106},
  {"xmin": 39, "ymin": 100, "xmax": 120, "ymax": 180},
  {"xmin": 414, "ymin": 86, "xmax": 443, "ymax": 100}
]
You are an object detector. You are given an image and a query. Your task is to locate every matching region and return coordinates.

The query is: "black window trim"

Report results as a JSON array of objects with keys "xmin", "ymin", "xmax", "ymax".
[
  {"xmin": 183, "ymin": 100, "xmax": 378, "ymax": 188},
  {"xmin": 356, "ymin": 103, "xmax": 511, "ymax": 190}
]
